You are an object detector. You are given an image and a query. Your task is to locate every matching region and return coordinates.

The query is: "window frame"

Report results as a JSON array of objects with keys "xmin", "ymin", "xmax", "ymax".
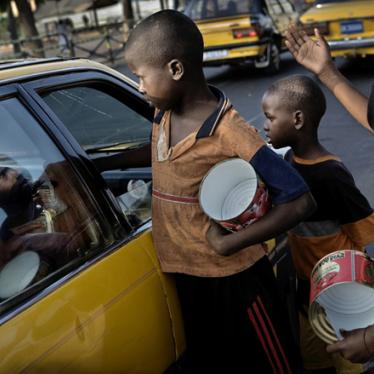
[
  {"xmin": 22, "ymin": 70, "xmax": 153, "ymax": 224},
  {"xmin": 22, "ymin": 71, "xmax": 154, "ymax": 228},
  {"xmin": 0, "ymin": 71, "xmax": 153, "ymax": 323}
]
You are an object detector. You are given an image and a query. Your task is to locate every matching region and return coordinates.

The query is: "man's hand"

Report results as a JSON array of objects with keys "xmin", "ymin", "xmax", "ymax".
[
  {"xmin": 284, "ymin": 24, "xmax": 333, "ymax": 77},
  {"xmin": 326, "ymin": 327, "xmax": 374, "ymax": 363}
]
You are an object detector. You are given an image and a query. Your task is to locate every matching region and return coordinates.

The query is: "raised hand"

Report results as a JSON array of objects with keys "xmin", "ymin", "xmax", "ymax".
[{"xmin": 284, "ymin": 24, "xmax": 333, "ymax": 76}]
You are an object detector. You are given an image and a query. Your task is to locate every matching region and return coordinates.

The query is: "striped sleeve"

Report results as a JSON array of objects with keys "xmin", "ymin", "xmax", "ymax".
[
  {"xmin": 323, "ymin": 162, "xmax": 374, "ymax": 246},
  {"xmin": 342, "ymin": 213, "xmax": 374, "ymax": 247}
]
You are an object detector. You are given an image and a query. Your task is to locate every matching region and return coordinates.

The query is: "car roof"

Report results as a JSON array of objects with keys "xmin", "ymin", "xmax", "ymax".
[{"xmin": 0, "ymin": 57, "xmax": 138, "ymax": 88}]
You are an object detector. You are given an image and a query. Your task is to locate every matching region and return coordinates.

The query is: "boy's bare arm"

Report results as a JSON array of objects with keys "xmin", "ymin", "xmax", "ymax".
[
  {"xmin": 319, "ymin": 65, "xmax": 371, "ymax": 133},
  {"xmin": 285, "ymin": 25, "xmax": 372, "ymax": 132},
  {"xmin": 93, "ymin": 143, "xmax": 151, "ymax": 172},
  {"xmin": 207, "ymin": 192, "xmax": 316, "ymax": 256}
]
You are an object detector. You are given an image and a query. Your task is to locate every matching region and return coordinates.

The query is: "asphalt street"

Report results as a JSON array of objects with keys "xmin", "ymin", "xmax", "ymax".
[{"xmin": 116, "ymin": 53, "xmax": 374, "ymax": 206}]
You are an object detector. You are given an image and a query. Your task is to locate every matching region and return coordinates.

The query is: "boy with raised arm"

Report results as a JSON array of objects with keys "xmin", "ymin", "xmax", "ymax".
[
  {"xmin": 285, "ymin": 24, "xmax": 374, "ymax": 366},
  {"xmin": 261, "ymin": 74, "xmax": 374, "ymax": 373}
]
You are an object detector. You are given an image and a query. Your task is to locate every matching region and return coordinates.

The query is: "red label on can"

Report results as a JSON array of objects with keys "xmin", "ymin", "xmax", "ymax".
[
  {"xmin": 220, "ymin": 186, "xmax": 271, "ymax": 232},
  {"xmin": 310, "ymin": 250, "xmax": 374, "ymax": 304}
]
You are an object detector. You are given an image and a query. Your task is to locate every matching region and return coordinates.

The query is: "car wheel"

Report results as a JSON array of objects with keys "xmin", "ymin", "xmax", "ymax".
[{"xmin": 264, "ymin": 43, "xmax": 281, "ymax": 74}]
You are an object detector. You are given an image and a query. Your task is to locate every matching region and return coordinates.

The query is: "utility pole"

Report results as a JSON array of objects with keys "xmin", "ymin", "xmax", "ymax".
[
  {"xmin": 122, "ymin": 0, "xmax": 135, "ymax": 30},
  {"xmin": 14, "ymin": 0, "xmax": 45, "ymax": 57},
  {"xmin": 91, "ymin": 0, "xmax": 99, "ymax": 27},
  {"xmin": 7, "ymin": 3, "xmax": 21, "ymax": 56}
]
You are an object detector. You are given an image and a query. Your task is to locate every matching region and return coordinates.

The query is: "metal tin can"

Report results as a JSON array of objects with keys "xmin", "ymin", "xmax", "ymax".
[
  {"xmin": 199, "ymin": 158, "xmax": 270, "ymax": 231},
  {"xmin": 309, "ymin": 249, "xmax": 374, "ymax": 344}
]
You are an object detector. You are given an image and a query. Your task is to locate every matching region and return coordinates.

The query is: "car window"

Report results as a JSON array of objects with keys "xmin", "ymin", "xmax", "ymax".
[
  {"xmin": 0, "ymin": 97, "xmax": 113, "ymax": 306},
  {"xmin": 42, "ymin": 86, "xmax": 150, "ymax": 151},
  {"xmin": 186, "ymin": 0, "xmax": 265, "ymax": 20},
  {"xmin": 41, "ymin": 86, "xmax": 152, "ymax": 229}
]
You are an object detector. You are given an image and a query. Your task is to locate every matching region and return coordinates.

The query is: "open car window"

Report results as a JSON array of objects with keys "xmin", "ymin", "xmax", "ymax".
[
  {"xmin": 41, "ymin": 85, "xmax": 152, "ymax": 229},
  {"xmin": 0, "ymin": 97, "xmax": 113, "ymax": 311}
]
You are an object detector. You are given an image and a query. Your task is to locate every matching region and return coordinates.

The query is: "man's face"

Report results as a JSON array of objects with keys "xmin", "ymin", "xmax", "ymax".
[
  {"xmin": 0, "ymin": 168, "xmax": 33, "ymax": 208},
  {"xmin": 0, "ymin": 168, "xmax": 18, "ymax": 197},
  {"xmin": 262, "ymin": 93, "xmax": 296, "ymax": 149},
  {"xmin": 127, "ymin": 58, "xmax": 179, "ymax": 111}
]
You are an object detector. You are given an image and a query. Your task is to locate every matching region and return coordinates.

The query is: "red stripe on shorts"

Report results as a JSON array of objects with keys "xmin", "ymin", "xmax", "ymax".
[
  {"xmin": 252, "ymin": 301, "xmax": 285, "ymax": 374},
  {"xmin": 256, "ymin": 296, "xmax": 292, "ymax": 374},
  {"xmin": 247, "ymin": 305, "xmax": 278, "ymax": 374}
]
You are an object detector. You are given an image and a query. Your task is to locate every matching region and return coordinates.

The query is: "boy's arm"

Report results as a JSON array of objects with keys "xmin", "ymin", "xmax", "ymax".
[
  {"xmin": 207, "ymin": 146, "xmax": 316, "ymax": 256},
  {"xmin": 93, "ymin": 143, "xmax": 151, "ymax": 172},
  {"xmin": 207, "ymin": 192, "xmax": 315, "ymax": 256},
  {"xmin": 285, "ymin": 25, "xmax": 372, "ymax": 132}
]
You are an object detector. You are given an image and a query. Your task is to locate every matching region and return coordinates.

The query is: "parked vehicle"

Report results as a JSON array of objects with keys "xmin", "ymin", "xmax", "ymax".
[
  {"xmin": 298, "ymin": 0, "xmax": 374, "ymax": 58},
  {"xmin": 0, "ymin": 58, "xmax": 183, "ymax": 373},
  {"xmin": 184, "ymin": 0, "xmax": 299, "ymax": 73}
]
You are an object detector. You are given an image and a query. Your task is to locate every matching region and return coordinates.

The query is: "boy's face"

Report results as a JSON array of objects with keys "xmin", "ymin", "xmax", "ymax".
[
  {"xmin": 262, "ymin": 92, "xmax": 297, "ymax": 149},
  {"xmin": 127, "ymin": 58, "xmax": 180, "ymax": 111}
]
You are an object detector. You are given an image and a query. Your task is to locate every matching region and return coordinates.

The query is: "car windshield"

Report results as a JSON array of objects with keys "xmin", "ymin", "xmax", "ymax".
[{"xmin": 185, "ymin": 0, "xmax": 264, "ymax": 20}]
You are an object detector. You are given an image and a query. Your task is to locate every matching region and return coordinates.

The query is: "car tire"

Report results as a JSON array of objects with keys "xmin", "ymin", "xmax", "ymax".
[{"xmin": 264, "ymin": 43, "xmax": 281, "ymax": 74}]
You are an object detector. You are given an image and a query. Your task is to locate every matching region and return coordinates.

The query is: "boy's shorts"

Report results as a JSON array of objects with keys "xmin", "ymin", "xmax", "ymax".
[
  {"xmin": 175, "ymin": 256, "xmax": 303, "ymax": 373},
  {"xmin": 299, "ymin": 308, "xmax": 365, "ymax": 374}
]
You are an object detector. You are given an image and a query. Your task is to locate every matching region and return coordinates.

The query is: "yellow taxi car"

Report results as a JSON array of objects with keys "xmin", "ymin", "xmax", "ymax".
[
  {"xmin": 184, "ymin": 0, "xmax": 299, "ymax": 73},
  {"xmin": 0, "ymin": 58, "xmax": 185, "ymax": 373},
  {"xmin": 0, "ymin": 58, "xmax": 291, "ymax": 373},
  {"xmin": 299, "ymin": 0, "xmax": 374, "ymax": 57}
]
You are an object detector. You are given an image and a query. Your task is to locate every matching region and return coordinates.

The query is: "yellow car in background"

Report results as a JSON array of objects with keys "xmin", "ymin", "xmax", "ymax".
[
  {"xmin": 185, "ymin": 0, "xmax": 299, "ymax": 73},
  {"xmin": 299, "ymin": 0, "xmax": 374, "ymax": 57}
]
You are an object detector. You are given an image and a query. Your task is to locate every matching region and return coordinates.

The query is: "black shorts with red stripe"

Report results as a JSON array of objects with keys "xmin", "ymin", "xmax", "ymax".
[{"xmin": 174, "ymin": 256, "xmax": 303, "ymax": 373}]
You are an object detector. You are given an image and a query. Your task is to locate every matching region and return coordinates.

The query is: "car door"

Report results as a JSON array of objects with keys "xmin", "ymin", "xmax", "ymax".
[{"xmin": 0, "ymin": 77, "xmax": 183, "ymax": 373}]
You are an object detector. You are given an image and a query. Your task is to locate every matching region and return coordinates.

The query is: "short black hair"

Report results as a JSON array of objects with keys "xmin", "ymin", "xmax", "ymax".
[
  {"xmin": 266, "ymin": 75, "xmax": 326, "ymax": 127},
  {"xmin": 125, "ymin": 10, "xmax": 204, "ymax": 69}
]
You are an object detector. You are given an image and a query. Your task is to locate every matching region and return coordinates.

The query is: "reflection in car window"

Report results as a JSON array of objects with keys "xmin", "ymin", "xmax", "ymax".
[
  {"xmin": 186, "ymin": 0, "xmax": 264, "ymax": 20},
  {"xmin": 0, "ymin": 98, "xmax": 113, "ymax": 303},
  {"xmin": 42, "ymin": 86, "xmax": 152, "ymax": 229},
  {"xmin": 42, "ymin": 86, "xmax": 151, "ymax": 152}
]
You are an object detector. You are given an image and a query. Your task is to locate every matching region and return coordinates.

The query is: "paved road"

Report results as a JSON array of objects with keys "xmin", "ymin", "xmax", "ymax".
[{"xmin": 116, "ymin": 53, "xmax": 374, "ymax": 206}]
